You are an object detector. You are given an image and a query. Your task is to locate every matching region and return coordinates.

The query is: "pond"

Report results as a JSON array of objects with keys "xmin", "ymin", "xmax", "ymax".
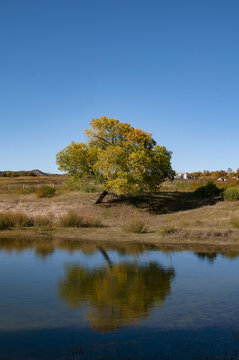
[{"xmin": 0, "ymin": 238, "xmax": 239, "ymax": 359}]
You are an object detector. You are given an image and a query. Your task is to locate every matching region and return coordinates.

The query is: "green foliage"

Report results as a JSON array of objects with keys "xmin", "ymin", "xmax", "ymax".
[
  {"xmin": 56, "ymin": 117, "xmax": 175, "ymax": 201},
  {"xmin": 64, "ymin": 178, "xmax": 83, "ymax": 191},
  {"xmin": 194, "ymin": 181, "xmax": 221, "ymax": 198},
  {"xmin": 81, "ymin": 184, "xmax": 99, "ymax": 193},
  {"xmin": 59, "ymin": 211, "xmax": 102, "ymax": 228},
  {"xmin": 36, "ymin": 185, "xmax": 56, "ymax": 198},
  {"xmin": 124, "ymin": 218, "xmax": 148, "ymax": 233},
  {"xmin": 223, "ymin": 188, "xmax": 239, "ymax": 201}
]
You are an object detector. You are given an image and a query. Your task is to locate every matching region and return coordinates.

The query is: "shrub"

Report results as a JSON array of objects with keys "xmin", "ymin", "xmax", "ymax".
[
  {"xmin": 231, "ymin": 218, "xmax": 239, "ymax": 228},
  {"xmin": 194, "ymin": 181, "xmax": 221, "ymax": 198},
  {"xmin": 223, "ymin": 188, "xmax": 239, "ymax": 201},
  {"xmin": 36, "ymin": 186, "xmax": 56, "ymax": 198},
  {"xmin": 59, "ymin": 211, "xmax": 102, "ymax": 228},
  {"xmin": 160, "ymin": 226, "xmax": 177, "ymax": 236},
  {"xmin": 124, "ymin": 218, "xmax": 148, "ymax": 233}
]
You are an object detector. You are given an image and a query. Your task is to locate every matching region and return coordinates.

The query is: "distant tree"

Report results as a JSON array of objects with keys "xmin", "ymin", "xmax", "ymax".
[
  {"xmin": 187, "ymin": 171, "xmax": 202, "ymax": 179},
  {"xmin": 211, "ymin": 170, "xmax": 228, "ymax": 180},
  {"xmin": 228, "ymin": 171, "xmax": 236, "ymax": 179},
  {"xmin": 202, "ymin": 170, "xmax": 211, "ymax": 178},
  {"xmin": 56, "ymin": 116, "xmax": 175, "ymax": 203}
]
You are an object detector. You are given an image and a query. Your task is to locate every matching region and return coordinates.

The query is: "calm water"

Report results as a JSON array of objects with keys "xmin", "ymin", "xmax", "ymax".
[{"xmin": 0, "ymin": 239, "xmax": 239, "ymax": 360}]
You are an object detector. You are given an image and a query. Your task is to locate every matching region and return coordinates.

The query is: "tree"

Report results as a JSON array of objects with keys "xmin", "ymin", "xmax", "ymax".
[{"xmin": 56, "ymin": 116, "xmax": 175, "ymax": 203}]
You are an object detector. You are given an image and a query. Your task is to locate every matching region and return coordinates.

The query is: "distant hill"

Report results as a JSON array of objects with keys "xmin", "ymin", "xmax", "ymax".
[
  {"xmin": 31, "ymin": 169, "xmax": 49, "ymax": 176},
  {"xmin": 0, "ymin": 169, "xmax": 53, "ymax": 177}
]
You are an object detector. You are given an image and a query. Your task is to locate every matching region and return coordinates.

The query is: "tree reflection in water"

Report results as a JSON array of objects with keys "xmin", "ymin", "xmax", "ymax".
[
  {"xmin": 195, "ymin": 252, "xmax": 218, "ymax": 264},
  {"xmin": 58, "ymin": 249, "xmax": 175, "ymax": 332}
]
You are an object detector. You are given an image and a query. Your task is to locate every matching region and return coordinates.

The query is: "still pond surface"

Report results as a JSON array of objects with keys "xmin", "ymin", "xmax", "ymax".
[{"xmin": 0, "ymin": 238, "xmax": 239, "ymax": 359}]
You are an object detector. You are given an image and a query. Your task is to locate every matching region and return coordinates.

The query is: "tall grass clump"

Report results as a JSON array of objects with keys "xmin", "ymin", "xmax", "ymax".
[
  {"xmin": 194, "ymin": 181, "xmax": 221, "ymax": 198},
  {"xmin": 0, "ymin": 213, "xmax": 15, "ymax": 230},
  {"xmin": 160, "ymin": 226, "xmax": 177, "ymax": 236},
  {"xmin": 0, "ymin": 212, "xmax": 34, "ymax": 230},
  {"xmin": 124, "ymin": 217, "xmax": 148, "ymax": 233},
  {"xmin": 36, "ymin": 185, "xmax": 56, "ymax": 198},
  {"xmin": 223, "ymin": 188, "xmax": 239, "ymax": 201},
  {"xmin": 12, "ymin": 212, "xmax": 34, "ymax": 227},
  {"xmin": 34, "ymin": 215, "xmax": 54, "ymax": 229},
  {"xmin": 59, "ymin": 211, "xmax": 102, "ymax": 228}
]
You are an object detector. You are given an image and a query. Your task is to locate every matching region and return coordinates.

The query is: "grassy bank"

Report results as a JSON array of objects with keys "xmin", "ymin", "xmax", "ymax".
[{"xmin": 0, "ymin": 180, "xmax": 239, "ymax": 245}]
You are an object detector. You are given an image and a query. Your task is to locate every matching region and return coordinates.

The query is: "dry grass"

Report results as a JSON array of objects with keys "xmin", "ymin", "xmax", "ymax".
[
  {"xmin": 160, "ymin": 226, "xmax": 178, "ymax": 236},
  {"xmin": 0, "ymin": 175, "xmax": 66, "ymax": 194},
  {"xmin": 0, "ymin": 211, "xmax": 56, "ymax": 230},
  {"xmin": 123, "ymin": 217, "xmax": 148, "ymax": 233},
  {"xmin": 231, "ymin": 218, "xmax": 239, "ymax": 229},
  {"xmin": 34, "ymin": 215, "xmax": 55, "ymax": 230},
  {"xmin": 59, "ymin": 211, "xmax": 103, "ymax": 228},
  {"xmin": 0, "ymin": 212, "xmax": 35, "ymax": 230},
  {"xmin": 0, "ymin": 185, "xmax": 239, "ymax": 245}
]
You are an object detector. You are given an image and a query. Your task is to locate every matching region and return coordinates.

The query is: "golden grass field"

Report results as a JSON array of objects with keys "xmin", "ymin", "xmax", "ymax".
[
  {"xmin": 0, "ymin": 175, "xmax": 66, "ymax": 192},
  {"xmin": 0, "ymin": 176, "xmax": 239, "ymax": 247}
]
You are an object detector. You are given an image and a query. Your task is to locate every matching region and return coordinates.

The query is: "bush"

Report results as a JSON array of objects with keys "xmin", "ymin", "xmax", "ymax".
[
  {"xmin": 194, "ymin": 181, "xmax": 221, "ymax": 198},
  {"xmin": 59, "ymin": 211, "xmax": 102, "ymax": 228},
  {"xmin": 36, "ymin": 186, "xmax": 56, "ymax": 198},
  {"xmin": 124, "ymin": 218, "xmax": 148, "ymax": 233},
  {"xmin": 223, "ymin": 188, "xmax": 239, "ymax": 201}
]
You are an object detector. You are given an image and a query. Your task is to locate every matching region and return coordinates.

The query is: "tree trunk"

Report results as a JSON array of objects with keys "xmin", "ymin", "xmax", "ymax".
[{"xmin": 95, "ymin": 190, "xmax": 108, "ymax": 204}]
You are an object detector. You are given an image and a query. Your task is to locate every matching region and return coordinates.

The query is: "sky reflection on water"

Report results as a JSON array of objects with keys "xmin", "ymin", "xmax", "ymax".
[{"xmin": 0, "ymin": 238, "xmax": 239, "ymax": 359}]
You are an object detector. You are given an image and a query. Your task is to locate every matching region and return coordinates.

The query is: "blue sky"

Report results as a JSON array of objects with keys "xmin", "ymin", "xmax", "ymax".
[{"xmin": 1, "ymin": 0, "xmax": 238, "ymax": 173}]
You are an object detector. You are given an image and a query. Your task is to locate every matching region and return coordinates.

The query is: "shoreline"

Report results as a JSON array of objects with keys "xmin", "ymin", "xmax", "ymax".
[
  {"xmin": 0, "ymin": 227, "xmax": 239, "ymax": 250},
  {"xmin": 0, "ymin": 191, "xmax": 238, "ymax": 250}
]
